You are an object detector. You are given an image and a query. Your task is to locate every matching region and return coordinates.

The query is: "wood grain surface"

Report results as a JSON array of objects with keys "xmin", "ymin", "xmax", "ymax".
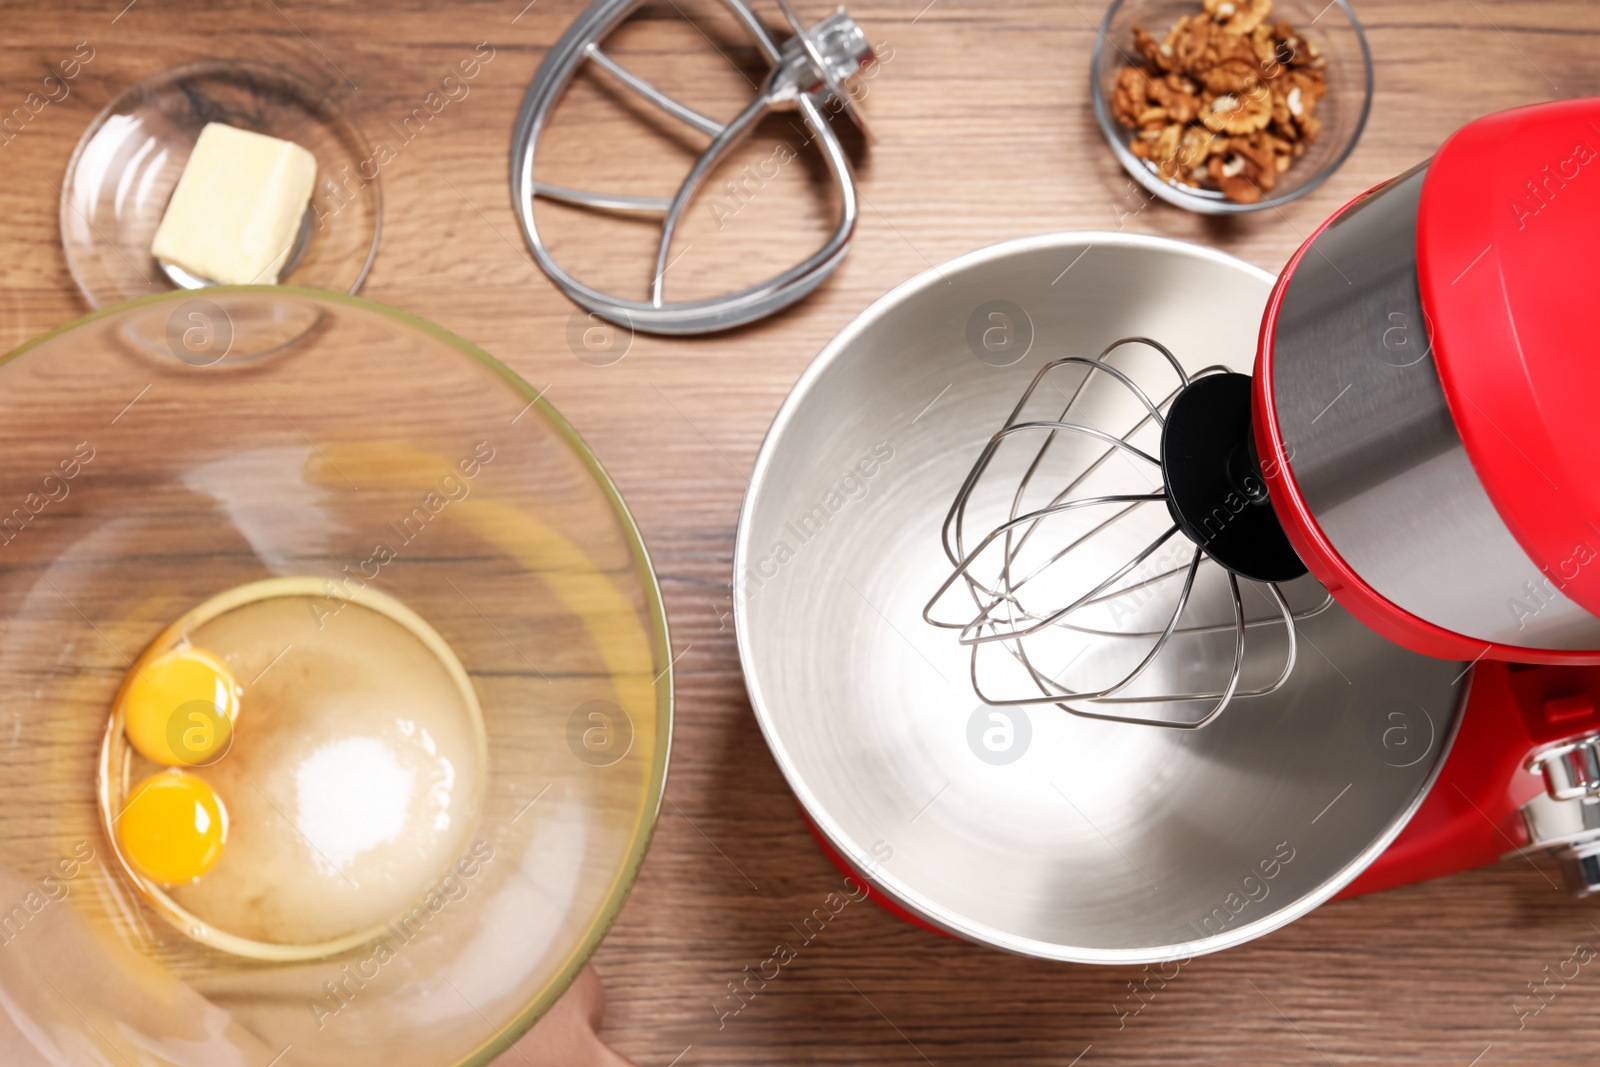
[{"xmin": 4, "ymin": 1, "xmax": 1600, "ymax": 1064}]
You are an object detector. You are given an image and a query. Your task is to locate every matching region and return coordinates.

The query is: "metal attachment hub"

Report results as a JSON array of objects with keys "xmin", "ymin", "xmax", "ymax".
[{"xmin": 1530, "ymin": 732, "xmax": 1600, "ymax": 802}]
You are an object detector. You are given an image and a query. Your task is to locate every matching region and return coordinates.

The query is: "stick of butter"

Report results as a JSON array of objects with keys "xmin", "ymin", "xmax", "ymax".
[{"xmin": 151, "ymin": 122, "xmax": 318, "ymax": 286}]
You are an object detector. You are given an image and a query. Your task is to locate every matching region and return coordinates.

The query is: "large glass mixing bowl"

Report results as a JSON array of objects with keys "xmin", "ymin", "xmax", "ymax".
[{"xmin": 0, "ymin": 289, "xmax": 671, "ymax": 1067}]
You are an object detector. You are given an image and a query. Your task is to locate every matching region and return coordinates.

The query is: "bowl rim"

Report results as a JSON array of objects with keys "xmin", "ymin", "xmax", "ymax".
[
  {"xmin": 0, "ymin": 285, "xmax": 673, "ymax": 1065},
  {"xmin": 732, "ymin": 231, "xmax": 1464, "ymax": 963},
  {"xmin": 59, "ymin": 58, "xmax": 384, "ymax": 308},
  {"xmin": 1088, "ymin": 0, "xmax": 1375, "ymax": 215}
]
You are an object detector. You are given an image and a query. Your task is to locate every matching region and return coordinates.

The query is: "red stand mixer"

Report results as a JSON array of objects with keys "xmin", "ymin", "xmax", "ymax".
[
  {"xmin": 738, "ymin": 95, "xmax": 1600, "ymax": 962},
  {"xmin": 907, "ymin": 96, "xmax": 1600, "ymax": 916}
]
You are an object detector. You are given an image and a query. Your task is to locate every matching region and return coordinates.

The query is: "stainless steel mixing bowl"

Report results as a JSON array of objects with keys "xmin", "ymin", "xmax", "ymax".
[{"xmin": 734, "ymin": 232, "xmax": 1469, "ymax": 962}]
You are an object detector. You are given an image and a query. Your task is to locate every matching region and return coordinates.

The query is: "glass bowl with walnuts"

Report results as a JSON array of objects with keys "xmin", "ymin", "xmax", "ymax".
[{"xmin": 1091, "ymin": 0, "xmax": 1372, "ymax": 213}]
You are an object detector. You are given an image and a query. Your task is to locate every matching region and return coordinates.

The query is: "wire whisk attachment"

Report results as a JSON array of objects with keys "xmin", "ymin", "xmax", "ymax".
[{"xmin": 923, "ymin": 337, "xmax": 1331, "ymax": 729}]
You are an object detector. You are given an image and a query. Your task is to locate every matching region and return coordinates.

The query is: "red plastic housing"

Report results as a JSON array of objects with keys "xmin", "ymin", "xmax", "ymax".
[
  {"xmin": 1417, "ymin": 98, "xmax": 1600, "ymax": 622},
  {"xmin": 1343, "ymin": 659, "xmax": 1600, "ymax": 897}
]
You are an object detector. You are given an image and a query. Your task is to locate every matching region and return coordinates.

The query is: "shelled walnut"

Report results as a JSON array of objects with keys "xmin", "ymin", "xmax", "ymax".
[{"xmin": 1109, "ymin": 0, "xmax": 1328, "ymax": 204}]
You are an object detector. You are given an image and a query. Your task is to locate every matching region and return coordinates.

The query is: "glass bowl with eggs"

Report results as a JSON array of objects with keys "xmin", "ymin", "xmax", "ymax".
[{"xmin": 0, "ymin": 288, "xmax": 671, "ymax": 1067}]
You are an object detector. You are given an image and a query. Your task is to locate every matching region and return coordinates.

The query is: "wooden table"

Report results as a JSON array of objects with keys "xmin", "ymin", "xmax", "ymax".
[{"xmin": 5, "ymin": 1, "xmax": 1600, "ymax": 1063}]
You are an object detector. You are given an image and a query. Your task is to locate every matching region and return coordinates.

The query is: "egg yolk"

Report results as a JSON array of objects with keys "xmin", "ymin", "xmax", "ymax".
[
  {"xmin": 122, "ymin": 646, "xmax": 239, "ymax": 766},
  {"xmin": 118, "ymin": 771, "xmax": 229, "ymax": 885}
]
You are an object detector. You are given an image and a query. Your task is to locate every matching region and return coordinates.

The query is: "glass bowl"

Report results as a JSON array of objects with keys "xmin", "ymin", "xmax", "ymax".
[
  {"xmin": 0, "ymin": 289, "xmax": 670, "ymax": 1067},
  {"xmin": 1090, "ymin": 0, "xmax": 1373, "ymax": 214},
  {"xmin": 61, "ymin": 61, "xmax": 381, "ymax": 307}
]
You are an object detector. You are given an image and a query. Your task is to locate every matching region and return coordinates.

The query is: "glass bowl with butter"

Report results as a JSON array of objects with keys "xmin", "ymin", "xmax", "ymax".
[
  {"xmin": 0, "ymin": 289, "xmax": 671, "ymax": 1066},
  {"xmin": 61, "ymin": 60, "xmax": 382, "ymax": 307}
]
